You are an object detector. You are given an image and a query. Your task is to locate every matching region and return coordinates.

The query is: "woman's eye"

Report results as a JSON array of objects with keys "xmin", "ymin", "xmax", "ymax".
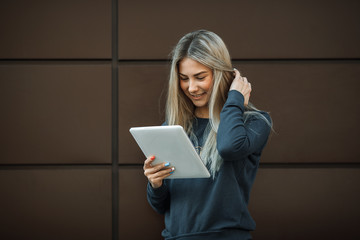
[
  {"xmin": 197, "ymin": 76, "xmax": 205, "ymax": 80},
  {"xmin": 180, "ymin": 76, "xmax": 188, "ymax": 81}
]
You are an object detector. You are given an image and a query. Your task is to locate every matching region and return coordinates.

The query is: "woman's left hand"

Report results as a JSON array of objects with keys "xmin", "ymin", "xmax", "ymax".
[{"xmin": 230, "ymin": 68, "xmax": 252, "ymax": 106}]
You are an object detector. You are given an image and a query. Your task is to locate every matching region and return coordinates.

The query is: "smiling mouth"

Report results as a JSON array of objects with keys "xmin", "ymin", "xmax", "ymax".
[{"xmin": 190, "ymin": 93, "xmax": 206, "ymax": 99}]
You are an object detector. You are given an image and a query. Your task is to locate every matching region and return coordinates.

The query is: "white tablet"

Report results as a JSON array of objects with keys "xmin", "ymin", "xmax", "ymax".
[{"xmin": 129, "ymin": 125, "xmax": 210, "ymax": 179}]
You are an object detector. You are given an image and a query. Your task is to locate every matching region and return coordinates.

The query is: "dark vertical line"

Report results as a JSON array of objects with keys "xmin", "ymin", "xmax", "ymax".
[{"xmin": 111, "ymin": 0, "xmax": 119, "ymax": 240}]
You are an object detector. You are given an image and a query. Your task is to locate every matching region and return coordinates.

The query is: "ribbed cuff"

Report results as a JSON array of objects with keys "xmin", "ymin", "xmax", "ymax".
[
  {"xmin": 226, "ymin": 90, "xmax": 245, "ymax": 112},
  {"xmin": 147, "ymin": 182, "xmax": 168, "ymax": 197}
]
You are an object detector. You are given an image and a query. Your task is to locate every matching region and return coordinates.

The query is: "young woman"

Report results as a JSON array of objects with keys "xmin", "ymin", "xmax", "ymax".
[{"xmin": 143, "ymin": 30, "xmax": 272, "ymax": 240}]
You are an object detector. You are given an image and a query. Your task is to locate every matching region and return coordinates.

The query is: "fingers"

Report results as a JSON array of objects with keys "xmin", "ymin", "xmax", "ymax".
[
  {"xmin": 143, "ymin": 156, "xmax": 155, "ymax": 170},
  {"xmin": 143, "ymin": 156, "xmax": 175, "ymax": 186},
  {"xmin": 147, "ymin": 167, "xmax": 175, "ymax": 181},
  {"xmin": 242, "ymin": 77, "xmax": 252, "ymax": 95},
  {"xmin": 148, "ymin": 167, "xmax": 175, "ymax": 188},
  {"xmin": 231, "ymin": 69, "xmax": 252, "ymax": 94},
  {"xmin": 234, "ymin": 68, "xmax": 241, "ymax": 79},
  {"xmin": 231, "ymin": 68, "xmax": 252, "ymax": 107},
  {"xmin": 145, "ymin": 160, "xmax": 175, "ymax": 189},
  {"xmin": 144, "ymin": 161, "xmax": 171, "ymax": 176}
]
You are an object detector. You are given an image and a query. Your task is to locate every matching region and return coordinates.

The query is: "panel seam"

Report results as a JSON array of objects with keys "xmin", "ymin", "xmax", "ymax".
[{"xmin": 111, "ymin": 0, "xmax": 119, "ymax": 239}]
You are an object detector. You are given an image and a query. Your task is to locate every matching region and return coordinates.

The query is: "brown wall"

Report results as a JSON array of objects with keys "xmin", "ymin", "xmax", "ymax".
[{"xmin": 1, "ymin": 0, "xmax": 359, "ymax": 239}]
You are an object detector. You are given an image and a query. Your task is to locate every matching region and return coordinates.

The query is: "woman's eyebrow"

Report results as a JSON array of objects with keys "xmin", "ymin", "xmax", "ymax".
[{"xmin": 194, "ymin": 71, "xmax": 208, "ymax": 76}]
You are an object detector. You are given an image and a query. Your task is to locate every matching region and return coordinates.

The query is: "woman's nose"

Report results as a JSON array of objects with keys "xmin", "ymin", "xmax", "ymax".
[{"xmin": 188, "ymin": 80, "xmax": 198, "ymax": 92}]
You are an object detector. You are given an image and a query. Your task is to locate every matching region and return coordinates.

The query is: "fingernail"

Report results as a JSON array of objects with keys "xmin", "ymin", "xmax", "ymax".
[
  {"xmin": 150, "ymin": 156, "xmax": 155, "ymax": 160},
  {"xmin": 164, "ymin": 162, "xmax": 170, "ymax": 167}
]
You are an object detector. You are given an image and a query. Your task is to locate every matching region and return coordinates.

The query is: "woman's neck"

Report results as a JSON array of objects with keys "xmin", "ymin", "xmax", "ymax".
[{"xmin": 195, "ymin": 107, "xmax": 209, "ymax": 118}]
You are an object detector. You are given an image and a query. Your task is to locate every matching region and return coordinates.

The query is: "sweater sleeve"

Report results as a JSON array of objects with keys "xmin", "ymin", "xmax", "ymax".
[
  {"xmin": 217, "ymin": 90, "xmax": 271, "ymax": 161},
  {"xmin": 146, "ymin": 181, "xmax": 170, "ymax": 215}
]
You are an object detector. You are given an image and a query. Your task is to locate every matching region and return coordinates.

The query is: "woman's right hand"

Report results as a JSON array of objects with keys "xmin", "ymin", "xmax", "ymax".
[
  {"xmin": 230, "ymin": 68, "xmax": 252, "ymax": 106},
  {"xmin": 143, "ymin": 156, "xmax": 175, "ymax": 189}
]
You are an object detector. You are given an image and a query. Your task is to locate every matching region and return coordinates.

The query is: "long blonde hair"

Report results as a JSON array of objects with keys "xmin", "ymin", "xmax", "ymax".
[{"xmin": 166, "ymin": 30, "xmax": 271, "ymax": 176}]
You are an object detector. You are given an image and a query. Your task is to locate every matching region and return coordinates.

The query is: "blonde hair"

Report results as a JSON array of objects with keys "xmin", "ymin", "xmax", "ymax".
[{"xmin": 166, "ymin": 30, "xmax": 271, "ymax": 176}]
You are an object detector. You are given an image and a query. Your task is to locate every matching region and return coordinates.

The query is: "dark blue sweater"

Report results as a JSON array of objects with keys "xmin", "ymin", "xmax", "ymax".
[{"xmin": 147, "ymin": 90, "xmax": 272, "ymax": 240}]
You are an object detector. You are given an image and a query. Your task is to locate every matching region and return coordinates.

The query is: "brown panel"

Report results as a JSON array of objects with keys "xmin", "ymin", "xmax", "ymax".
[
  {"xmin": 118, "ymin": 167, "xmax": 360, "ymax": 240},
  {"xmin": 118, "ymin": 0, "xmax": 360, "ymax": 59},
  {"xmin": 0, "ymin": 64, "xmax": 111, "ymax": 164},
  {"xmin": 249, "ymin": 168, "xmax": 360, "ymax": 240},
  {"xmin": 118, "ymin": 63, "xmax": 168, "ymax": 164},
  {"xmin": 0, "ymin": 0, "xmax": 111, "ymax": 59},
  {"xmin": 0, "ymin": 167, "xmax": 112, "ymax": 240},
  {"xmin": 118, "ymin": 61, "xmax": 360, "ymax": 164},
  {"xmin": 119, "ymin": 167, "xmax": 164, "ymax": 240},
  {"xmin": 235, "ymin": 61, "xmax": 360, "ymax": 163}
]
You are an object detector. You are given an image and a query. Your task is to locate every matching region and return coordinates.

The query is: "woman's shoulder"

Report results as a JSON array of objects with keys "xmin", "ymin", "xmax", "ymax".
[
  {"xmin": 260, "ymin": 111, "xmax": 272, "ymax": 123},
  {"xmin": 245, "ymin": 110, "xmax": 272, "ymax": 123},
  {"xmin": 244, "ymin": 110, "xmax": 273, "ymax": 136}
]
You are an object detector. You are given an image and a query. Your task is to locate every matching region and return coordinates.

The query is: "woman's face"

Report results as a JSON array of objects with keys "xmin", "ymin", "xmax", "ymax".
[{"xmin": 178, "ymin": 58, "xmax": 213, "ymax": 118}]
